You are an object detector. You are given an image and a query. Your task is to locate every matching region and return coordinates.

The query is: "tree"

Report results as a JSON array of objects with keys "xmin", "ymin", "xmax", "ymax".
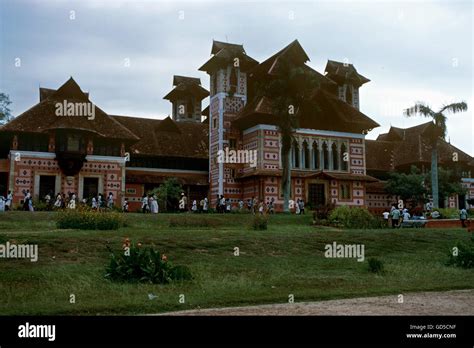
[
  {"xmin": 254, "ymin": 58, "xmax": 319, "ymax": 212},
  {"xmin": 424, "ymin": 167, "xmax": 466, "ymax": 207},
  {"xmin": 404, "ymin": 101, "xmax": 468, "ymax": 207},
  {"xmin": 0, "ymin": 93, "xmax": 13, "ymax": 124},
  {"xmin": 385, "ymin": 165, "xmax": 427, "ymax": 205},
  {"xmin": 149, "ymin": 178, "xmax": 182, "ymax": 212}
]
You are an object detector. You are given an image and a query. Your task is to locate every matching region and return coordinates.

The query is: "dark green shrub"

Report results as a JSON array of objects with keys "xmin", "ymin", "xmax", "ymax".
[
  {"xmin": 105, "ymin": 240, "xmax": 192, "ymax": 284},
  {"xmin": 313, "ymin": 203, "xmax": 336, "ymax": 220},
  {"xmin": 367, "ymin": 257, "xmax": 384, "ymax": 274},
  {"xmin": 446, "ymin": 241, "xmax": 474, "ymax": 269},
  {"xmin": 56, "ymin": 208, "xmax": 124, "ymax": 230},
  {"xmin": 252, "ymin": 214, "xmax": 268, "ymax": 230},
  {"xmin": 329, "ymin": 206, "xmax": 380, "ymax": 229}
]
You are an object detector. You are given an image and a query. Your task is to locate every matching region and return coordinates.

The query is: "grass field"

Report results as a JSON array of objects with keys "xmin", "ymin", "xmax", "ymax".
[{"xmin": 0, "ymin": 211, "xmax": 472, "ymax": 315}]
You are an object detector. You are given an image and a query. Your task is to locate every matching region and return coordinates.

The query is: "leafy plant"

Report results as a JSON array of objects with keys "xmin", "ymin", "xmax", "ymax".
[
  {"xmin": 149, "ymin": 178, "xmax": 183, "ymax": 212},
  {"xmin": 252, "ymin": 214, "xmax": 268, "ymax": 230},
  {"xmin": 105, "ymin": 240, "xmax": 192, "ymax": 284},
  {"xmin": 446, "ymin": 241, "xmax": 474, "ymax": 269},
  {"xmin": 367, "ymin": 257, "xmax": 384, "ymax": 274},
  {"xmin": 313, "ymin": 203, "xmax": 336, "ymax": 220},
  {"xmin": 329, "ymin": 206, "xmax": 380, "ymax": 229},
  {"xmin": 56, "ymin": 208, "xmax": 124, "ymax": 230}
]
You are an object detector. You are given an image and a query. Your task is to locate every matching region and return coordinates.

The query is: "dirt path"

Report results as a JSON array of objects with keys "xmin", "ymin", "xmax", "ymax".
[{"xmin": 157, "ymin": 289, "xmax": 474, "ymax": 316}]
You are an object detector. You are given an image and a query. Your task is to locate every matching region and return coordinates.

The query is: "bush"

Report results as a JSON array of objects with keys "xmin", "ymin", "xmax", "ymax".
[
  {"xmin": 367, "ymin": 257, "xmax": 384, "ymax": 274},
  {"xmin": 313, "ymin": 203, "xmax": 336, "ymax": 220},
  {"xmin": 329, "ymin": 206, "xmax": 380, "ymax": 229},
  {"xmin": 435, "ymin": 208, "xmax": 459, "ymax": 219},
  {"xmin": 446, "ymin": 241, "xmax": 474, "ymax": 269},
  {"xmin": 56, "ymin": 208, "xmax": 124, "ymax": 230},
  {"xmin": 252, "ymin": 214, "xmax": 268, "ymax": 230},
  {"xmin": 105, "ymin": 240, "xmax": 192, "ymax": 284}
]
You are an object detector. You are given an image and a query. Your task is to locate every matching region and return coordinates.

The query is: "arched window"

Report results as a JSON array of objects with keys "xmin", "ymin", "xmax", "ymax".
[
  {"xmin": 322, "ymin": 142, "xmax": 329, "ymax": 170},
  {"xmin": 291, "ymin": 140, "xmax": 300, "ymax": 168},
  {"xmin": 312, "ymin": 141, "xmax": 319, "ymax": 169},
  {"xmin": 340, "ymin": 143, "xmax": 348, "ymax": 171},
  {"xmin": 303, "ymin": 141, "xmax": 310, "ymax": 169},
  {"xmin": 345, "ymin": 85, "xmax": 353, "ymax": 106},
  {"xmin": 332, "ymin": 143, "xmax": 339, "ymax": 170}
]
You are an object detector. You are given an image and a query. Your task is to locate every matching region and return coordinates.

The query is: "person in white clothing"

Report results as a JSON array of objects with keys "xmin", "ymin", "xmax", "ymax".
[
  {"xmin": 68, "ymin": 194, "xmax": 76, "ymax": 209},
  {"xmin": 203, "ymin": 197, "xmax": 208, "ymax": 213},
  {"xmin": 107, "ymin": 192, "xmax": 114, "ymax": 209},
  {"xmin": 54, "ymin": 193, "xmax": 62, "ymax": 209},
  {"xmin": 141, "ymin": 195, "xmax": 149, "ymax": 213},
  {"xmin": 192, "ymin": 200, "xmax": 197, "ymax": 213},
  {"xmin": 150, "ymin": 196, "xmax": 159, "ymax": 214},
  {"xmin": 5, "ymin": 190, "xmax": 12, "ymax": 211},
  {"xmin": 91, "ymin": 197, "xmax": 98, "ymax": 209}
]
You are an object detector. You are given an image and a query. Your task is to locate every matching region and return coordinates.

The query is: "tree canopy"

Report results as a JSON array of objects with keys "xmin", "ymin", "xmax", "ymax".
[{"xmin": 0, "ymin": 93, "xmax": 13, "ymax": 124}]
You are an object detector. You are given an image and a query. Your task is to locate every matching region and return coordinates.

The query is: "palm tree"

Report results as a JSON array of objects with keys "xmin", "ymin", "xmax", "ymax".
[
  {"xmin": 254, "ymin": 58, "xmax": 319, "ymax": 212},
  {"xmin": 404, "ymin": 101, "xmax": 468, "ymax": 208}
]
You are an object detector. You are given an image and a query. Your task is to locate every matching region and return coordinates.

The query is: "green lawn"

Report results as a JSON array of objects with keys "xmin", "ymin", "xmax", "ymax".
[{"xmin": 0, "ymin": 211, "xmax": 472, "ymax": 315}]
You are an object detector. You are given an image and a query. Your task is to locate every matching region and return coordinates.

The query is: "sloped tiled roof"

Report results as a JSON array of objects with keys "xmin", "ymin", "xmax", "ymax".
[
  {"xmin": 1, "ymin": 78, "xmax": 138, "ymax": 141},
  {"xmin": 163, "ymin": 75, "xmax": 209, "ymax": 101},
  {"xmin": 233, "ymin": 89, "xmax": 379, "ymax": 133},
  {"xmin": 199, "ymin": 40, "xmax": 259, "ymax": 73},
  {"xmin": 111, "ymin": 115, "xmax": 208, "ymax": 158},
  {"xmin": 367, "ymin": 122, "xmax": 473, "ymax": 171},
  {"xmin": 325, "ymin": 60, "xmax": 370, "ymax": 86}
]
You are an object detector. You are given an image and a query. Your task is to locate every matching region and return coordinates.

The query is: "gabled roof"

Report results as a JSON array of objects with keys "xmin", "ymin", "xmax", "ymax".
[
  {"xmin": 154, "ymin": 116, "xmax": 181, "ymax": 133},
  {"xmin": 1, "ymin": 78, "xmax": 138, "ymax": 141},
  {"xmin": 325, "ymin": 60, "xmax": 370, "ymax": 86},
  {"xmin": 173, "ymin": 75, "xmax": 201, "ymax": 86},
  {"xmin": 368, "ymin": 122, "xmax": 473, "ymax": 171},
  {"xmin": 199, "ymin": 40, "xmax": 258, "ymax": 73},
  {"xmin": 111, "ymin": 115, "xmax": 208, "ymax": 158},
  {"xmin": 250, "ymin": 40, "xmax": 310, "ymax": 78},
  {"xmin": 163, "ymin": 75, "xmax": 209, "ymax": 101},
  {"xmin": 233, "ymin": 89, "xmax": 379, "ymax": 133},
  {"xmin": 40, "ymin": 87, "xmax": 90, "ymax": 102},
  {"xmin": 211, "ymin": 41, "xmax": 245, "ymax": 55}
]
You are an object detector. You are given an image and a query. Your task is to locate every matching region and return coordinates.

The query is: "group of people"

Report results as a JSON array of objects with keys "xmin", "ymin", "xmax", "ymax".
[
  {"xmin": 0, "ymin": 190, "xmax": 14, "ymax": 211},
  {"xmin": 140, "ymin": 194, "xmax": 159, "ymax": 214},
  {"xmin": 51, "ymin": 192, "xmax": 117, "ymax": 211},
  {"xmin": 382, "ymin": 206, "xmax": 414, "ymax": 228},
  {"xmin": 382, "ymin": 204, "xmax": 470, "ymax": 228}
]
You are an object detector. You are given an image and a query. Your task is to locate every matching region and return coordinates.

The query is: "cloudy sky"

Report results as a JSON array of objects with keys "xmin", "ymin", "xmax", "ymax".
[{"xmin": 1, "ymin": 0, "xmax": 472, "ymax": 155}]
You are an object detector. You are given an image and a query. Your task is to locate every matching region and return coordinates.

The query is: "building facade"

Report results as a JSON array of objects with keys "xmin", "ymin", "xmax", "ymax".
[{"xmin": 1, "ymin": 39, "xmax": 473, "ymax": 211}]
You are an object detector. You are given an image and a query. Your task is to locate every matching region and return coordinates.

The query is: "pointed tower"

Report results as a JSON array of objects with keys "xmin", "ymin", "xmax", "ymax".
[
  {"xmin": 324, "ymin": 60, "xmax": 370, "ymax": 110},
  {"xmin": 163, "ymin": 76, "xmax": 209, "ymax": 123},
  {"xmin": 199, "ymin": 40, "xmax": 258, "ymax": 205}
]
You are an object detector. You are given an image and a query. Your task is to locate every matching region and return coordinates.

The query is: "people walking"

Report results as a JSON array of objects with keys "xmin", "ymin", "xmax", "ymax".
[
  {"xmin": 123, "ymin": 198, "xmax": 129, "ymax": 213},
  {"xmin": 391, "ymin": 206, "xmax": 400, "ymax": 228},
  {"xmin": 107, "ymin": 192, "xmax": 114, "ymax": 209},
  {"xmin": 460, "ymin": 208, "xmax": 468, "ymax": 228},
  {"xmin": 150, "ymin": 196, "xmax": 159, "ymax": 214},
  {"xmin": 141, "ymin": 194, "xmax": 149, "ymax": 213},
  {"xmin": 5, "ymin": 190, "xmax": 12, "ymax": 211}
]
